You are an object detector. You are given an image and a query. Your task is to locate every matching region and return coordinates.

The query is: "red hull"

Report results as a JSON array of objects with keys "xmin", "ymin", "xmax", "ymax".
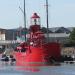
[{"xmin": 14, "ymin": 42, "xmax": 61, "ymax": 66}]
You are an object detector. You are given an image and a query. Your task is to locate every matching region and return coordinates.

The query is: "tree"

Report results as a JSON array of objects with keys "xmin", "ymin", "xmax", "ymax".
[{"xmin": 69, "ymin": 28, "xmax": 75, "ymax": 44}]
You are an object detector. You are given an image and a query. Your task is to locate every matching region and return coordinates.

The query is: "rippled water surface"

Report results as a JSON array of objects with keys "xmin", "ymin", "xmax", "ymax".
[{"xmin": 0, "ymin": 62, "xmax": 75, "ymax": 75}]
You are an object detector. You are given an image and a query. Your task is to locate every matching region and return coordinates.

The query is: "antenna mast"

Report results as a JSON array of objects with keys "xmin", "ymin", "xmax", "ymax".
[
  {"xmin": 46, "ymin": 0, "xmax": 49, "ymax": 42},
  {"xmin": 24, "ymin": 0, "xmax": 26, "ymax": 41}
]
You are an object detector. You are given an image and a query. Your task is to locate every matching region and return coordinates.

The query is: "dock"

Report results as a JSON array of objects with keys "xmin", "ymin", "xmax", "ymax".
[{"xmin": 64, "ymin": 61, "xmax": 75, "ymax": 64}]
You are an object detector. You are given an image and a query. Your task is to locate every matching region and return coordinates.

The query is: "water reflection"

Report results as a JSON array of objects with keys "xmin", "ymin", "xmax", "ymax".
[
  {"xmin": 0, "ymin": 61, "xmax": 75, "ymax": 75},
  {"xmin": 16, "ymin": 66, "xmax": 40, "ymax": 72}
]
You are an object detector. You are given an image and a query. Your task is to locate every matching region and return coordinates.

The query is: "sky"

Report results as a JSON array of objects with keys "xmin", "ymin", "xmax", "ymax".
[{"xmin": 0, "ymin": 0, "xmax": 75, "ymax": 29}]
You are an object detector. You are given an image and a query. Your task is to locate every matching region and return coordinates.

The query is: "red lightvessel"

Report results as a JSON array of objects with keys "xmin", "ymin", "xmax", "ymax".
[{"xmin": 14, "ymin": 13, "xmax": 61, "ymax": 66}]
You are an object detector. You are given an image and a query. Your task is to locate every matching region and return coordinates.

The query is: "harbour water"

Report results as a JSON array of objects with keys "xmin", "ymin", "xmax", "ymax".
[{"xmin": 0, "ymin": 62, "xmax": 75, "ymax": 75}]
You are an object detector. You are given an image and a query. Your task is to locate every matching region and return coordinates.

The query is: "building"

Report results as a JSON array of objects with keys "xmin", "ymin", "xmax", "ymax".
[
  {"xmin": 15, "ymin": 27, "xmax": 73, "ymax": 43},
  {"xmin": 49, "ymin": 27, "xmax": 73, "ymax": 33},
  {"xmin": 0, "ymin": 28, "xmax": 5, "ymax": 40},
  {"xmin": 45, "ymin": 33, "xmax": 70, "ymax": 43},
  {"xmin": 47, "ymin": 27, "xmax": 74, "ymax": 43},
  {"xmin": 0, "ymin": 26, "xmax": 73, "ymax": 44},
  {"xmin": 61, "ymin": 47, "xmax": 75, "ymax": 58}
]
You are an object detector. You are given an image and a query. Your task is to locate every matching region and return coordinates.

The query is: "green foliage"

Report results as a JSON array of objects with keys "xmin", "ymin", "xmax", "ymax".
[{"xmin": 69, "ymin": 28, "xmax": 75, "ymax": 44}]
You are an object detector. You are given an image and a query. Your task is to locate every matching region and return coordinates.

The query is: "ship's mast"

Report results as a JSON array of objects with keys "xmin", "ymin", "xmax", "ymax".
[
  {"xmin": 46, "ymin": 0, "xmax": 49, "ymax": 42},
  {"xmin": 24, "ymin": 0, "xmax": 26, "ymax": 41}
]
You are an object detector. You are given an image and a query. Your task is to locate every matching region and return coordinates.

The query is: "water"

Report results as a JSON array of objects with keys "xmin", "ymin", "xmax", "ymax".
[{"xmin": 0, "ymin": 62, "xmax": 75, "ymax": 75}]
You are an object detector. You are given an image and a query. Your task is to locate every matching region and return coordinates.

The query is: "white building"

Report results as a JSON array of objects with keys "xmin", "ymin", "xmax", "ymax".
[
  {"xmin": 44, "ymin": 33, "xmax": 70, "ymax": 43},
  {"xmin": 0, "ymin": 29, "xmax": 5, "ymax": 40}
]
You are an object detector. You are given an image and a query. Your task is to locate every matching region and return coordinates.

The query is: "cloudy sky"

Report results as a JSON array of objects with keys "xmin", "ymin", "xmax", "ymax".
[{"xmin": 0, "ymin": 0, "xmax": 75, "ymax": 29}]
